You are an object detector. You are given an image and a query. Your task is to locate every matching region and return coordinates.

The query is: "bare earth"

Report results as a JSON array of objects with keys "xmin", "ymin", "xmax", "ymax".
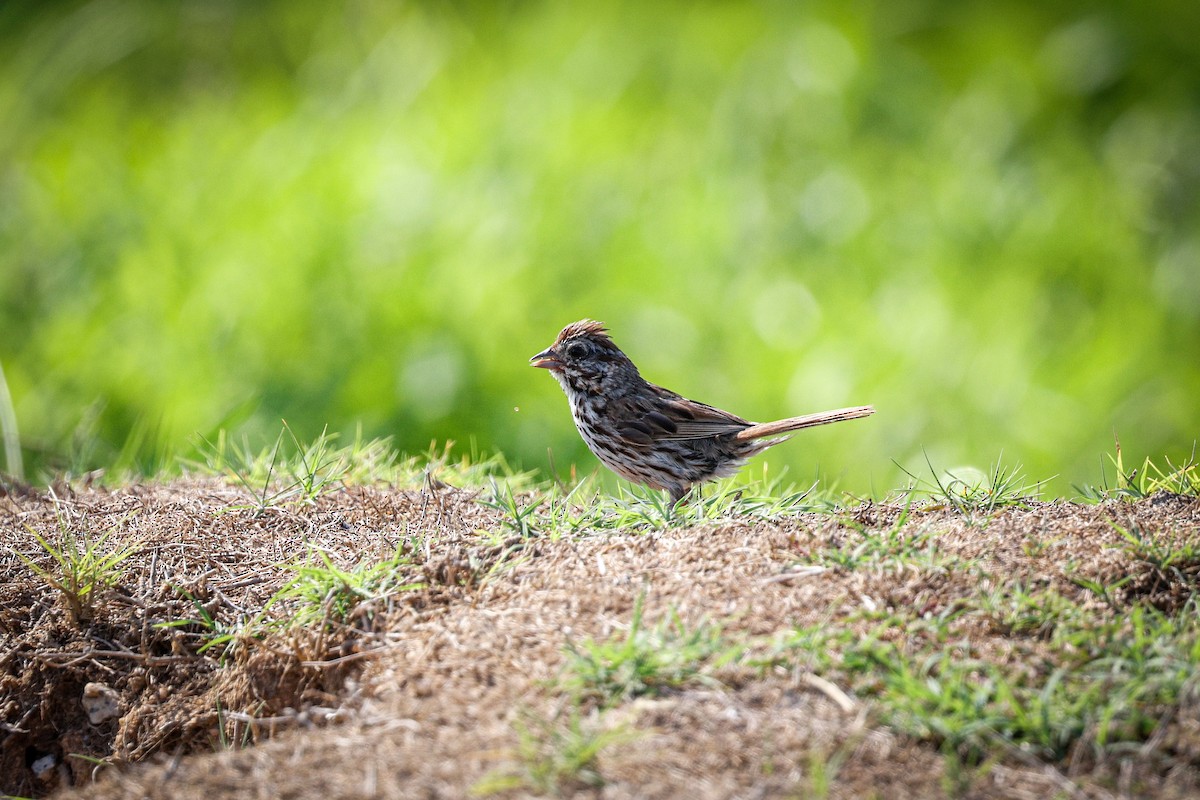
[{"xmin": 2, "ymin": 478, "xmax": 1198, "ymax": 799}]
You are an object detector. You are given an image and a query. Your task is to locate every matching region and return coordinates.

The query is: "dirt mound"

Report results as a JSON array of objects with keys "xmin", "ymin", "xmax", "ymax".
[{"xmin": 2, "ymin": 481, "xmax": 1198, "ymax": 798}]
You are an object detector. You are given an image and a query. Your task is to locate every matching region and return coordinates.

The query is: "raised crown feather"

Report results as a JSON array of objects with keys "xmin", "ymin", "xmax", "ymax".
[{"xmin": 554, "ymin": 319, "xmax": 613, "ymax": 347}]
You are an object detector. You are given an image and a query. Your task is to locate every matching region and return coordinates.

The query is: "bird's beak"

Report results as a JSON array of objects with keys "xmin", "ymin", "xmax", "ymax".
[{"xmin": 530, "ymin": 348, "xmax": 563, "ymax": 371}]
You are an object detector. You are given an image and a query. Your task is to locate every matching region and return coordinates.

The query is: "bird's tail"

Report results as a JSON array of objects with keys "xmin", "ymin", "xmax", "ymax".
[{"xmin": 734, "ymin": 405, "xmax": 875, "ymax": 441}]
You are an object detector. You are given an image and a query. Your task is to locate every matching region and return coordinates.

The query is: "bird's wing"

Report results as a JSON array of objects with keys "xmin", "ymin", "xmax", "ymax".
[{"xmin": 611, "ymin": 386, "xmax": 750, "ymax": 445}]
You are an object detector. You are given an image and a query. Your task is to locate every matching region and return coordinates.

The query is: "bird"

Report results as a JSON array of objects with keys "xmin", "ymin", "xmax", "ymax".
[{"xmin": 530, "ymin": 319, "xmax": 874, "ymax": 503}]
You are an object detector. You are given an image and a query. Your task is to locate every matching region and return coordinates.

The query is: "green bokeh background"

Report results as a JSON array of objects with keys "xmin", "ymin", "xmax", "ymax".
[{"xmin": 2, "ymin": 0, "xmax": 1198, "ymax": 494}]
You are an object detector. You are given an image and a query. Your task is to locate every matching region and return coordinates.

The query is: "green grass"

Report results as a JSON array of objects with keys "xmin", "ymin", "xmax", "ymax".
[
  {"xmin": 190, "ymin": 423, "xmax": 348, "ymax": 512},
  {"xmin": 478, "ymin": 464, "xmax": 845, "ymax": 542},
  {"xmin": 1076, "ymin": 441, "xmax": 1200, "ymax": 502},
  {"xmin": 560, "ymin": 594, "xmax": 741, "ymax": 707},
  {"xmin": 2, "ymin": 2, "xmax": 1198, "ymax": 497},
  {"xmin": 804, "ymin": 499, "xmax": 971, "ymax": 573},
  {"xmin": 553, "ymin": 575, "xmax": 1199, "ymax": 776},
  {"xmin": 0, "ymin": 358, "xmax": 22, "ymax": 481},
  {"xmin": 28, "ymin": 422, "xmax": 1200, "ymax": 520},
  {"xmin": 472, "ymin": 708, "xmax": 634, "ymax": 796},
  {"xmin": 815, "ymin": 524, "xmax": 966, "ymax": 573},
  {"xmin": 155, "ymin": 589, "xmax": 263, "ymax": 665},
  {"xmin": 977, "ymin": 583, "xmax": 1079, "ymax": 638},
  {"xmin": 1111, "ymin": 521, "xmax": 1200, "ymax": 576},
  {"xmin": 774, "ymin": 592, "xmax": 1200, "ymax": 767},
  {"xmin": 187, "ymin": 426, "xmax": 534, "ymax": 513},
  {"xmin": 894, "ymin": 453, "xmax": 1049, "ymax": 516},
  {"xmin": 273, "ymin": 545, "xmax": 425, "ymax": 629},
  {"xmin": 477, "ymin": 593, "xmax": 735, "ymax": 794},
  {"xmin": 154, "ymin": 544, "xmax": 428, "ymax": 663},
  {"xmin": 13, "ymin": 508, "xmax": 139, "ymax": 623},
  {"xmin": 11, "ymin": 429, "xmax": 1200, "ymax": 790}
]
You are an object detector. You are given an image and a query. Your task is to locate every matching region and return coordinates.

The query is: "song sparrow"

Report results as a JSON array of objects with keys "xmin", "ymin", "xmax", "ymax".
[{"xmin": 531, "ymin": 319, "xmax": 874, "ymax": 502}]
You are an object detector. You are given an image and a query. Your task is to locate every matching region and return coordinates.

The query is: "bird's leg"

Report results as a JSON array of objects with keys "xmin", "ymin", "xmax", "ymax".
[{"xmin": 669, "ymin": 485, "xmax": 696, "ymax": 508}]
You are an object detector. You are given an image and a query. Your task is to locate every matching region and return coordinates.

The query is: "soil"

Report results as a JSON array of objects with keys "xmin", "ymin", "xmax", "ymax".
[{"xmin": 1, "ymin": 478, "xmax": 1198, "ymax": 799}]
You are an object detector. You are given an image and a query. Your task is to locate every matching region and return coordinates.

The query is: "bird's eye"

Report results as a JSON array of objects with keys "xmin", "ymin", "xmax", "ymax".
[{"xmin": 565, "ymin": 342, "xmax": 588, "ymax": 359}]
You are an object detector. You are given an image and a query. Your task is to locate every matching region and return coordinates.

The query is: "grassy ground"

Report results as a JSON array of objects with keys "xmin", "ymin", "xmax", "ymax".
[
  {"xmin": 4, "ymin": 1, "xmax": 1200, "ymax": 494},
  {"xmin": 2, "ymin": 442, "xmax": 1199, "ymax": 799}
]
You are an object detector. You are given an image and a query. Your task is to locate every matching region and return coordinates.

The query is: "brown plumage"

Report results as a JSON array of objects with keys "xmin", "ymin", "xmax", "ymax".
[{"xmin": 530, "ymin": 319, "xmax": 874, "ymax": 502}]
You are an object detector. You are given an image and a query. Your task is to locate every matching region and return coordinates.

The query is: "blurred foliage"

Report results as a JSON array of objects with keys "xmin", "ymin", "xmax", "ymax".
[{"xmin": 1, "ymin": 0, "xmax": 1198, "ymax": 494}]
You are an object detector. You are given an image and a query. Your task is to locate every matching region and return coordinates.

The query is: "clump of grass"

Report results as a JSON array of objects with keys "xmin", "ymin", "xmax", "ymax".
[
  {"xmin": 819, "ymin": 525, "xmax": 963, "ymax": 573},
  {"xmin": 478, "ymin": 479, "xmax": 542, "ymax": 539},
  {"xmin": 155, "ymin": 589, "xmax": 267, "ymax": 664},
  {"xmin": 1066, "ymin": 566, "xmax": 1133, "ymax": 611},
  {"xmin": 977, "ymin": 584, "xmax": 1079, "ymax": 638},
  {"xmin": 610, "ymin": 474, "xmax": 838, "ymax": 529},
  {"xmin": 895, "ymin": 453, "xmax": 1048, "ymax": 515},
  {"xmin": 477, "ymin": 468, "xmax": 844, "ymax": 542},
  {"xmin": 190, "ymin": 422, "xmax": 357, "ymax": 511},
  {"xmin": 1066, "ymin": 522, "xmax": 1200, "ymax": 613},
  {"xmin": 397, "ymin": 440, "xmax": 537, "ymax": 490},
  {"xmin": 273, "ymin": 545, "xmax": 425, "ymax": 630},
  {"xmin": 767, "ymin": 623, "xmax": 841, "ymax": 674},
  {"xmin": 472, "ymin": 708, "xmax": 633, "ymax": 796},
  {"xmin": 214, "ymin": 699, "xmax": 256, "ymax": 752},
  {"xmin": 538, "ymin": 478, "xmax": 611, "ymax": 537},
  {"xmin": 1112, "ymin": 522, "xmax": 1200, "ymax": 575},
  {"xmin": 782, "ymin": 596, "xmax": 1200, "ymax": 766},
  {"xmin": 560, "ymin": 594, "xmax": 740, "ymax": 706},
  {"xmin": 14, "ymin": 508, "xmax": 139, "ymax": 623},
  {"xmin": 808, "ymin": 500, "xmax": 966, "ymax": 573},
  {"xmin": 192, "ymin": 430, "xmax": 535, "ymax": 508},
  {"xmin": 1075, "ymin": 439, "xmax": 1200, "ymax": 501},
  {"xmin": 156, "ymin": 545, "xmax": 426, "ymax": 663}
]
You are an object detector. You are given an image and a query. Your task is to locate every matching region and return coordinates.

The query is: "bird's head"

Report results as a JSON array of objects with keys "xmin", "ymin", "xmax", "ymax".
[{"xmin": 530, "ymin": 319, "xmax": 637, "ymax": 392}]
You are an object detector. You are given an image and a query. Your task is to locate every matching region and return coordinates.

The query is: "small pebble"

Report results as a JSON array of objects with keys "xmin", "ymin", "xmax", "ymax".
[
  {"xmin": 82, "ymin": 682, "xmax": 121, "ymax": 724},
  {"xmin": 31, "ymin": 753, "xmax": 57, "ymax": 780}
]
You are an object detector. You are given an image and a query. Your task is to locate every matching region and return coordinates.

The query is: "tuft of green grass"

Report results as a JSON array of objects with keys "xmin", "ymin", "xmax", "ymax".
[
  {"xmin": 156, "ymin": 545, "xmax": 426, "ymax": 663},
  {"xmin": 1066, "ymin": 522, "xmax": 1200, "ymax": 612},
  {"xmin": 191, "ymin": 429, "xmax": 536, "ymax": 505},
  {"xmin": 272, "ymin": 546, "xmax": 425, "ymax": 630},
  {"xmin": 1111, "ymin": 521, "xmax": 1200, "ymax": 575},
  {"xmin": 805, "ymin": 499, "xmax": 969, "ymax": 574},
  {"xmin": 154, "ymin": 588, "xmax": 269, "ymax": 664},
  {"xmin": 478, "ymin": 479, "xmax": 542, "ymax": 539},
  {"xmin": 939, "ymin": 745, "xmax": 998, "ymax": 799},
  {"xmin": 1075, "ymin": 439, "xmax": 1200, "ymax": 501},
  {"xmin": 472, "ymin": 708, "xmax": 634, "ymax": 796},
  {"xmin": 780, "ymin": 595, "xmax": 1200, "ymax": 765},
  {"xmin": 189, "ymin": 422, "xmax": 354, "ymax": 512},
  {"xmin": 1066, "ymin": 566, "xmax": 1133, "ymax": 611},
  {"xmin": 402, "ymin": 440, "xmax": 537, "ymax": 490},
  {"xmin": 895, "ymin": 453, "xmax": 1048, "ymax": 516},
  {"xmin": 560, "ymin": 594, "xmax": 740, "ymax": 706},
  {"xmin": 609, "ymin": 473, "xmax": 840, "ymax": 529},
  {"xmin": 977, "ymin": 584, "xmax": 1079, "ymax": 638},
  {"xmin": 214, "ymin": 699, "xmax": 256, "ymax": 752},
  {"xmin": 766, "ymin": 623, "xmax": 841, "ymax": 675},
  {"xmin": 476, "ymin": 468, "xmax": 845, "ymax": 542},
  {"xmin": 14, "ymin": 508, "xmax": 139, "ymax": 623},
  {"xmin": 801, "ymin": 732, "xmax": 868, "ymax": 800}
]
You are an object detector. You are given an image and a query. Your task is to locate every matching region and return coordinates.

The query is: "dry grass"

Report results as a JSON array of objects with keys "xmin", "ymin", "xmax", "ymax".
[{"xmin": 1, "ymin": 477, "xmax": 1198, "ymax": 799}]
